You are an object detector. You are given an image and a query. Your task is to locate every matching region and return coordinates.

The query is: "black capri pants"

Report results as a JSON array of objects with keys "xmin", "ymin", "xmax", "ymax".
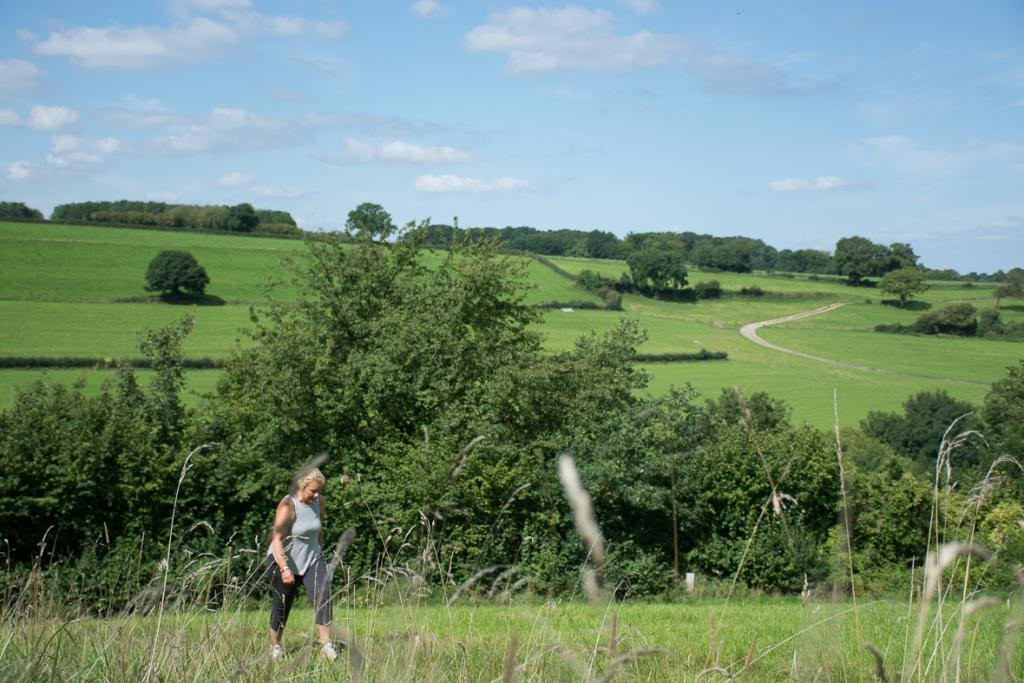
[{"xmin": 266, "ymin": 556, "xmax": 332, "ymax": 630}]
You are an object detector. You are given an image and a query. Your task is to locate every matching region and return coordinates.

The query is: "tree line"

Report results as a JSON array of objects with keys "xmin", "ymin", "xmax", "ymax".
[
  {"xmin": 49, "ymin": 200, "xmax": 301, "ymax": 236},
  {"xmin": 1, "ymin": 225, "xmax": 1021, "ymax": 611},
  {"xmin": 4, "ymin": 199, "xmax": 1018, "ymax": 282}
]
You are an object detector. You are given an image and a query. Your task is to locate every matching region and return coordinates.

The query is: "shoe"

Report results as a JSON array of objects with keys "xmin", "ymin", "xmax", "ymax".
[
  {"xmin": 270, "ymin": 644, "xmax": 284, "ymax": 660},
  {"xmin": 321, "ymin": 642, "xmax": 339, "ymax": 662}
]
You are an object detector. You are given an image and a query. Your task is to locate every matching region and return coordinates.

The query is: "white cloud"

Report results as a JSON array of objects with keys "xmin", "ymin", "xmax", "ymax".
[
  {"xmin": 414, "ymin": 174, "xmax": 530, "ymax": 192},
  {"xmin": 617, "ymin": 0, "xmax": 658, "ymax": 15},
  {"xmin": 248, "ymin": 185, "xmax": 307, "ymax": 198},
  {"xmin": 859, "ymin": 135, "xmax": 1023, "ymax": 175},
  {"xmin": 5, "ymin": 161, "xmax": 34, "ymax": 181},
  {"xmin": 35, "ymin": 18, "xmax": 240, "ymax": 68},
  {"xmin": 50, "ymin": 134, "xmax": 83, "ymax": 154},
  {"xmin": 0, "ymin": 105, "xmax": 79, "ymax": 130},
  {"xmin": 45, "ymin": 134, "xmax": 120, "ymax": 168},
  {"xmin": 28, "ymin": 105, "xmax": 79, "ymax": 131},
  {"xmin": 216, "ymin": 171, "xmax": 254, "ymax": 186},
  {"xmin": 465, "ymin": 6, "xmax": 686, "ymax": 74},
  {"xmin": 219, "ymin": 11, "xmax": 348, "ymax": 39},
  {"xmin": 411, "ymin": 0, "xmax": 446, "ymax": 17},
  {"xmin": 343, "ymin": 138, "xmax": 471, "ymax": 163},
  {"xmin": 154, "ymin": 106, "xmax": 280, "ymax": 153},
  {"xmin": 769, "ymin": 176, "xmax": 854, "ymax": 192},
  {"xmin": 0, "ymin": 59, "xmax": 43, "ymax": 98},
  {"xmin": 104, "ymin": 97, "xmax": 185, "ymax": 127},
  {"xmin": 94, "ymin": 138, "xmax": 121, "ymax": 154}
]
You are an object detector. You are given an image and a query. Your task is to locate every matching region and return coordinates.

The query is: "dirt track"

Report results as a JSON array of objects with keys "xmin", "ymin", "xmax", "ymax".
[
  {"xmin": 737, "ymin": 303, "xmax": 874, "ymax": 370},
  {"xmin": 739, "ymin": 303, "xmax": 988, "ymax": 385}
]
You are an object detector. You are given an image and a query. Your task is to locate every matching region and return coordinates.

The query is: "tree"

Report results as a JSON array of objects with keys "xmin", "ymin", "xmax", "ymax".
[
  {"xmin": 227, "ymin": 203, "xmax": 258, "ymax": 232},
  {"xmin": 861, "ymin": 390, "xmax": 982, "ymax": 470},
  {"xmin": 879, "ymin": 267, "xmax": 928, "ymax": 307},
  {"xmin": 994, "ymin": 267, "xmax": 1024, "ymax": 309},
  {"xmin": 145, "ymin": 250, "xmax": 209, "ymax": 296},
  {"xmin": 345, "ymin": 202, "xmax": 396, "ymax": 241},
  {"xmin": 626, "ymin": 244, "xmax": 687, "ymax": 293},
  {"xmin": 0, "ymin": 201, "xmax": 44, "ymax": 220},
  {"xmin": 833, "ymin": 236, "xmax": 889, "ymax": 285},
  {"xmin": 887, "ymin": 242, "xmax": 919, "ymax": 270},
  {"xmin": 982, "ymin": 360, "xmax": 1024, "ymax": 461}
]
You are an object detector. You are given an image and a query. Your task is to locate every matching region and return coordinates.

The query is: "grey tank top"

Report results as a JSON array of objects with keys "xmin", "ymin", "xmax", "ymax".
[{"xmin": 268, "ymin": 494, "xmax": 322, "ymax": 576}]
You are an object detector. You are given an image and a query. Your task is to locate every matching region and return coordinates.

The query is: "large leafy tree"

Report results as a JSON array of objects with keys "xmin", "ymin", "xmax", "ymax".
[
  {"xmin": 203, "ymin": 221, "xmax": 650, "ymax": 580},
  {"xmin": 833, "ymin": 236, "xmax": 889, "ymax": 285},
  {"xmin": 345, "ymin": 202, "xmax": 396, "ymax": 241},
  {"xmin": 145, "ymin": 250, "xmax": 209, "ymax": 296},
  {"xmin": 879, "ymin": 266, "xmax": 928, "ymax": 307}
]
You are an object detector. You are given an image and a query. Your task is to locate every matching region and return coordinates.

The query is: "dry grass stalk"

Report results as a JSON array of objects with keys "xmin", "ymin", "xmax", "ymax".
[
  {"xmin": 446, "ymin": 565, "xmax": 505, "ymax": 607},
  {"xmin": 451, "ymin": 435, "xmax": 485, "ymax": 478},
  {"xmin": 501, "ymin": 631, "xmax": 518, "ymax": 683},
  {"xmin": 325, "ymin": 624, "xmax": 366, "ymax": 682},
  {"xmin": 949, "ymin": 595, "xmax": 1000, "ymax": 679},
  {"xmin": 557, "ymin": 454, "xmax": 607, "ymax": 601},
  {"xmin": 743, "ymin": 636, "xmax": 757, "ymax": 669},
  {"xmin": 330, "ymin": 527, "xmax": 357, "ymax": 570},
  {"xmin": 695, "ymin": 666, "xmax": 732, "ymax": 681},
  {"xmin": 862, "ymin": 642, "xmax": 888, "ymax": 682}
]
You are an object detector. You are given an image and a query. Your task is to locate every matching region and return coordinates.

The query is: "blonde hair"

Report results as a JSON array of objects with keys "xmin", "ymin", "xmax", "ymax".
[{"xmin": 296, "ymin": 467, "xmax": 326, "ymax": 490}]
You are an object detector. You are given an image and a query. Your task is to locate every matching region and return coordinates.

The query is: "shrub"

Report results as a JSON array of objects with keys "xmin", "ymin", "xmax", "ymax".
[
  {"xmin": 693, "ymin": 280, "xmax": 722, "ymax": 299},
  {"xmin": 978, "ymin": 309, "xmax": 1005, "ymax": 337},
  {"xmin": 738, "ymin": 285, "xmax": 764, "ymax": 297},
  {"xmin": 913, "ymin": 302, "xmax": 977, "ymax": 336}
]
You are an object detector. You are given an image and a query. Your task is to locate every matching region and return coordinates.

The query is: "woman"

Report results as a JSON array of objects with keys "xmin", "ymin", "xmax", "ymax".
[{"xmin": 267, "ymin": 467, "xmax": 337, "ymax": 661}]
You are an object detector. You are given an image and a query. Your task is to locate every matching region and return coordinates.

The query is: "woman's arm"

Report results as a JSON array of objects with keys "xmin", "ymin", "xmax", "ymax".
[{"xmin": 271, "ymin": 496, "xmax": 296, "ymax": 585}]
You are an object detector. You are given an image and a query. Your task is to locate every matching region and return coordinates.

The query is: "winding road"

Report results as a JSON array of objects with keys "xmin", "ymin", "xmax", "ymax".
[{"xmin": 739, "ymin": 302, "xmax": 988, "ymax": 385}]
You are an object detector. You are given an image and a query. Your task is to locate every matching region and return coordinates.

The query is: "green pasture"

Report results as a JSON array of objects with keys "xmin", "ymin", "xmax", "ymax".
[
  {"xmin": 0, "ymin": 300, "xmax": 253, "ymax": 358},
  {"xmin": 0, "ymin": 221, "xmax": 595, "ymax": 306},
  {"xmin": 0, "ymin": 221, "xmax": 1019, "ymax": 428},
  {"xmin": 0, "ymin": 221, "xmax": 304, "ymax": 302},
  {"xmin": 757, "ymin": 327, "xmax": 1019, "ymax": 384},
  {"xmin": 5, "ymin": 598, "xmax": 1018, "ymax": 681}
]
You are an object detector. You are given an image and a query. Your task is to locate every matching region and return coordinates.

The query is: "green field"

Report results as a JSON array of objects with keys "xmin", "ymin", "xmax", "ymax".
[
  {"xmin": 1, "ymin": 221, "xmax": 1020, "ymax": 429},
  {"xmin": 5, "ymin": 598, "xmax": 1018, "ymax": 681}
]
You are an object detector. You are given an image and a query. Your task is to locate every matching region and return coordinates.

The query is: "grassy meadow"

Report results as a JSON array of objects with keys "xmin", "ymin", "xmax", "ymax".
[
  {"xmin": 4, "ymin": 588, "xmax": 1020, "ymax": 680},
  {"xmin": 0, "ymin": 220, "xmax": 1020, "ymax": 430},
  {"xmin": 3, "ymin": 221, "xmax": 1023, "ymax": 681}
]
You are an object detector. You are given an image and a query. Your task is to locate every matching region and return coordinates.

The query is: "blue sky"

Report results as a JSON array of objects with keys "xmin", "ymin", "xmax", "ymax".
[{"xmin": 1, "ymin": 1, "xmax": 1022, "ymax": 272}]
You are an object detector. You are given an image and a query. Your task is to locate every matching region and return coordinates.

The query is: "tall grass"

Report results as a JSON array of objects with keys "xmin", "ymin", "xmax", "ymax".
[{"xmin": 1, "ymin": 423, "xmax": 1021, "ymax": 681}]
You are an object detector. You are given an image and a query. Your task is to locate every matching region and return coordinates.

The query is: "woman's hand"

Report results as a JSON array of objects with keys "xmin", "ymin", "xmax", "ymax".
[{"xmin": 280, "ymin": 566, "xmax": 295, "ymax": 585}]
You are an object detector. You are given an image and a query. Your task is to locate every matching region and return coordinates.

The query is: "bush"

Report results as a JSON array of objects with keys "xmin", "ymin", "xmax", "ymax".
[
  {"xmin": 738, "ymin": 285, "xmax": 764, "ymax": 297},
  {"xmin": 978, "ymin": 309, "xmax": 1005, "ymax": 337},
  {"xmin": 145, "ymin": 250, "xmax": 209, "ymax": 296},
  {"xmin": 876, "ymin": 302, "xmax": 979, "ymax": 336},
  {"xmin": 693, "ymin": 280, "xmax": 722, "ymax": 299},
  {"xmin": 913, "ymin": 302, "xmax": 977, "ymax": 336}
]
